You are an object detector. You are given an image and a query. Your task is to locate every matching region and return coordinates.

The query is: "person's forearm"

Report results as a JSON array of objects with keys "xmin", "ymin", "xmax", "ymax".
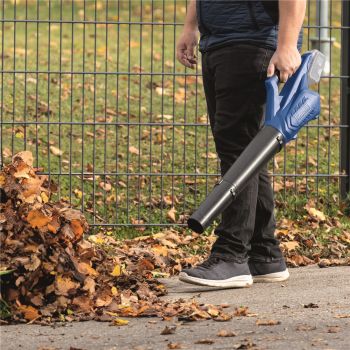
[
  {"xmin": 184, "ymin": 0, "xmax": 198, "ymax": 31},
  {"xmin": 278, "ymin": 0, "xmax": 306, "ymax": 48}
]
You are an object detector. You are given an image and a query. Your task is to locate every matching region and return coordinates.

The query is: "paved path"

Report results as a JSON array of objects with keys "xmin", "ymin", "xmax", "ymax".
[{"xmin": 1, "ymin": 265, "xmax": 350, "ymax": 350}]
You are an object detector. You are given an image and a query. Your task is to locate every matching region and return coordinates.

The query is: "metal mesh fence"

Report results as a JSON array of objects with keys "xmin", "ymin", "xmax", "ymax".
[{"xmin": 0, "ymin": 0, "xmax": 349, "ymax": 230}]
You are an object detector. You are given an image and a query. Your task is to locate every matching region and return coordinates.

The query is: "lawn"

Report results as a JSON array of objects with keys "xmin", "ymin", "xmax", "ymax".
[{"xmin": 0, "ymin": 0, "xmax": 349, "ymax": 237}]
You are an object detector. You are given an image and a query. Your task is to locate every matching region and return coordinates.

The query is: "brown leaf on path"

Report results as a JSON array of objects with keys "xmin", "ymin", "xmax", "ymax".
[
  {"xmin": 161, "ymin": 325, "xmax": 176, "ymax": 335},
  {"xmin": 295, "ymin": 324, "xmax": 317, "ymax": 331},
  {"xmin": 256, "ymin": 319, "xmax": 280, "ymax": 326},
  {"xmin": 167, "ymin": 343, "xmax": 182, "ymax": 349},
  {"xmin": 206, "ymin": 305, "xmax": 220, "ymax": 317},
  {"xmin": 113, "ymin": 318, "xmax": 129, "ymax": 326},
  {"xmin": 195, "ymin": 339, "xmax": 215, "ymax": 344},
  {"xmin": 213, "ymin": 312, "xmax": 233, "ymax": 322},
  {"xmin": 303, "ymin": 303, "xmax": 319, "ymax": 309},
  {"xmin": 217, "ymin": 329, "xmax": 237, "ymax": 337},
  {"xmin": 334, "ymin": 314, "xmax": 350, "ymax": 318},
  {"xmin": 233, "ymin": 306, "xmax": 250, "ymax": 317},
  {"xmin": 318, "ymin": 257, "xmax": 350, "ymax": 267},
  {"xmin": 327, "ymin": 326, "xmax": 340, "ymax": 333},
  {"xmin": 233, "ymin": 340, "xmax": 256, "ymax": 349}
]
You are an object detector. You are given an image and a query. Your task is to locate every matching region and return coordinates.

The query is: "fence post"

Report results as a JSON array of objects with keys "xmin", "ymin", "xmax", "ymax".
[
  {"xmin": 340, "ymin": 0, "xmax": 350, "ymax": 199},
  {"xmin": 311, "ymin": 0, "xmax": 334, "ymax": 74}
]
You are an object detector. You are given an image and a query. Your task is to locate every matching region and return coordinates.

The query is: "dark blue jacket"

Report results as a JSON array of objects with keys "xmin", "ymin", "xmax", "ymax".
[{"xmin": 197, "ymin": 0, "xmax": 302, "ymax": 52}]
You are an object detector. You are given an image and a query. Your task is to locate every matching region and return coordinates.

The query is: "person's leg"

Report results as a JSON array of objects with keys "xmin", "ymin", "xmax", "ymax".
[
  {"xmin": 180, "ymin": 44, "xmax": 271, "ymax": 287},
  {"xmin": 207, "ymin": 44, "xmax": 271, "ymax": 262},
  {"xmin": 249, "ymin": 166, "xmax": 283, "ymax": 261}
]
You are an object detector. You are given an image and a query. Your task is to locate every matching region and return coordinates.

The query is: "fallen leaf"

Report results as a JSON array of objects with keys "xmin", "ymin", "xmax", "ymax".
[
  {"xmin": 334, "ymin": 314, "xmax": 350, "ymax": 319},
  {"xmin": 161, "ymin": 325, "xmax": 176, "ymax": 335},
  {"xmin": 327, "ymin": 326, "xmax": 340, "ymax": 333},
  {"xmin": 151, "ymin": 245, "xmax": 168, "ymax": 257},
  {"xmin": 281, "ymin": 241, "xmax": 300, "ymax": 251},
  {"xmin": 303, "ymin": 303, "xmax": 319, "ymax": 309},
  {"xmin": 18, "ymin": 305, "xmax": 40, "ymax": 321},
  {"xmin": 233, "ymin": 340, "xmax": 256, "ymax": 349},
  {"xmin": 13, "ymin": 151, "xmax": 33, "ymax": 166},
  {"xmin": 167, "ymin": 207, "xmax": 177, "ymax": 223},
  {"xmin": 0, "ymin": 174, "xmax": 6, "ymax": 187},
  {"xmin": 113, "ymin": 318, "xmax": 129, "ymax": 326},
  {"xmin": 55, "ymin": 276, "xmax": 79, "ymax": 296},
  {"xmin": 217, "ymin": 330, "xmax": 236, "ymax": 337},
  {"xmin": 296, "ymin": 324, "xmax": 317, "ymax": 331},
  {"xmin": 234, "ymin": 306, "xmax": 249, "ymax": 316},
  {"xmin": 99, "ymin": 182, "xmax": 112, "ymax": 191},
  {"xmin": 13, "ymin": 162, "xmax": 31, "ymax": 179},
  {"xmin": 129, "ymin": 146, "xmax": 140, "ymax": 155},
  {"xmin": 167, "ymin": 343, "xmax": 182, "ymax": 349},
  {"xmin": 256, "ymin": 319, "xmax": 280, "ymax": 326},
  {"xmin": 50, "ymin": 146, "xmax": 63, "ymax": 156},
  {"xmin": 195, "ymin": 339, "xmax": 214, "ymax": 344},
  {"xmin": 70, "ymin": 219, "xmax": 84, "ymax": 239},
  {"xmin": 26, "ymin": 210, "xmax": 52, "ymax": 228},
  {"xmin": 305, "ymin": 206, "xmax": 326, "ymax": 221},
  {"xmin": 111, "ymin": 264, "xmax": 121, "ymax": 277}
]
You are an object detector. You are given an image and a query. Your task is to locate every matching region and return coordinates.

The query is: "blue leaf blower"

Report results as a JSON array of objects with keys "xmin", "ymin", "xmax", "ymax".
[{"xmin": 188, "ymin": 50, "xmax": 326, "ymax": 233}]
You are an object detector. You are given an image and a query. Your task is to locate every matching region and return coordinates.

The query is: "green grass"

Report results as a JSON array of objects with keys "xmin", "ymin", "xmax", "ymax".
[{"xmin": 1, "ymin": 0, "xmax": 348, "ymax": 236}]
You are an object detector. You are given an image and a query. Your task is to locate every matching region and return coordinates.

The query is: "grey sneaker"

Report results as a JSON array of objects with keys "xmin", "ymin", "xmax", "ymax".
[
  {"xmin": 248, "ymin": 258, "xmax": 289, "ymax": 283},
  {"xmin": 179, "ymin": 256, "xmax": 253, "ymax": 288}
]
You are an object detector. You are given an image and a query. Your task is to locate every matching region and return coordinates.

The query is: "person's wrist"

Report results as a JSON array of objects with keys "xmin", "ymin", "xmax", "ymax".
[
  {"xmin": 276, "ymin": 43, "xmax": 298, "ymax": 51},
  {"xmin": 183, "ymin": 23, "xmax": 197, "ymax": 33}
]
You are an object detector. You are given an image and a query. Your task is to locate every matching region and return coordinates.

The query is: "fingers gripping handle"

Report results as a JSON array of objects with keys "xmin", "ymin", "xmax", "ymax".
[
  {"xmin": 264, "ymin": 50, "xmax": 325, "ymax": 143},
  {"xmin": 265, "ymin": 75, "xmax": 280, "ymax": 121}
]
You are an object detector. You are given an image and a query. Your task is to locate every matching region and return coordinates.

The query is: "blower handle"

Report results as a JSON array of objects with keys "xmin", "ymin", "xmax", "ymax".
[{"xmin": 264, "ymin": 50, "xmax": 326, "ymax": 122}]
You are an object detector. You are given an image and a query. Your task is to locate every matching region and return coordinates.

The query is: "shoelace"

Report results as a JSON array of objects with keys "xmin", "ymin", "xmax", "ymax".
[{"xmin": 198, "ymin": 256, "xmax": 222, "ymax": 269}]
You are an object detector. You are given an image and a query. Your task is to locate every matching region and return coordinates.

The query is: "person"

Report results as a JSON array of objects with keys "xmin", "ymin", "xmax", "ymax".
[{"xmin": 176, "ymin": 0, "xmax": 306, "ymax": 288}]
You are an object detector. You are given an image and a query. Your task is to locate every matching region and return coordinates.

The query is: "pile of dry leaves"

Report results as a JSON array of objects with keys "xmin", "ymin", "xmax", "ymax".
[
  {"xmin": 1, "ymin": 151, "xmax": 349, "ymax": 324},
  {"xmin": 0, "ymin": 152, "xmax": 230, "ymax": 324}
]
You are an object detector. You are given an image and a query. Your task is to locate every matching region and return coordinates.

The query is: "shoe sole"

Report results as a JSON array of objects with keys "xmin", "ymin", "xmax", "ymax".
[
  {"xmin": 178, "ymin": 272, "xmax": 253, "ymax": 288},
  {"xmin": 252, "ymin": 269, "xmax": 290, "ymax": 283}
]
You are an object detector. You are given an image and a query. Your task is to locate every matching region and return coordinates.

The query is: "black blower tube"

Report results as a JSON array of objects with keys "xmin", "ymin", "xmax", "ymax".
[{"xmin": 188, "ymin": 126, "xmax": 284, "ymax": 233}]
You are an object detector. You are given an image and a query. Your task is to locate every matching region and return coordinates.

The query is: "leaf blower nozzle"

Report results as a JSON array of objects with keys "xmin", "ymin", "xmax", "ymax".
[{"xmin": 188, "ymin": 50, "xmax": 326, "ymax": 233}]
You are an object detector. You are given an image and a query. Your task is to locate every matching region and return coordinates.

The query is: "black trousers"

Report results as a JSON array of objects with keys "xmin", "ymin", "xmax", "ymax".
[{"xmin": 202, "ymin": 44, "xmax": 283, "ymax": 263}]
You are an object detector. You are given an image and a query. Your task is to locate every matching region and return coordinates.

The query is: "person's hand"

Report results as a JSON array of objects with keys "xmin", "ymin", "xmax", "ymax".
[
  {"xmin": 267, "ymin": 46, "xmax": 301, "ymax": 83},
  {"xmin": 176, "ymin": 29, "xmax": 198, "ymax": 69}
]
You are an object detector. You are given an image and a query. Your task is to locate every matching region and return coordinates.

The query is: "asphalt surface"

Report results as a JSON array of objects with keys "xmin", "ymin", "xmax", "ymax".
[{"xmin": 1, "ymin": 265, "xmax": 349, "ymax": 350}]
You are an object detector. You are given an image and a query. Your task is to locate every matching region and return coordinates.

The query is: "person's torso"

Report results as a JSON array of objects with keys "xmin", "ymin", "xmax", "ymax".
[{"xmin": 196, "ymin": 0, "xmax": 301, "ymax": 52}]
